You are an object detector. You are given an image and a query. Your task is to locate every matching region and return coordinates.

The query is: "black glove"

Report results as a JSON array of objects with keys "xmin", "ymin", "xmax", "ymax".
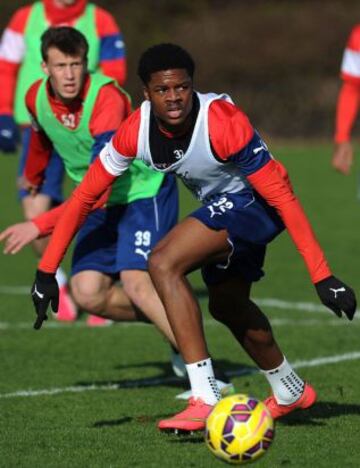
[
  {"xmin": 31, "ymin": 270, "xmax": 59, "ymax": 330},
  {"xmin": 0, "ymin": 114, "xmax": 19, "ymax": 153},
  {"xmin": 315, "ymin": 275, "xmax": 357, "ymax": 320}
]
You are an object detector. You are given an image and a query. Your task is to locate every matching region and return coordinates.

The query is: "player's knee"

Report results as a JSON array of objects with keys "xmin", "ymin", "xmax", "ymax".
[
  {"xmin": 209, "ymin": 300, "xmax": 232, "ymax": 324},
  {"xmin": 21, "ymin": 195, "xmax": 51, "ymax": 220},
  {"xmin": 122, "ymin": 273, "xmax": 148, "ymax": 303},
  {"xmin": 148, "ymin": 248, "xmax": 175, "ymax": 279},
  {"xmin": 70, "ymin": 279, "xmax": 106, "ymax": 315},
  {"xmin": 208, "ymin": 291, "xmax": 251, "ymax": 324}
]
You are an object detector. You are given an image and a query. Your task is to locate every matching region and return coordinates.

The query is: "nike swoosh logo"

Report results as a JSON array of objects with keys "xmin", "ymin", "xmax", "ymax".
[{"xmin": 32, "ymin": 285, "xmax": 44, "ymax": 299}]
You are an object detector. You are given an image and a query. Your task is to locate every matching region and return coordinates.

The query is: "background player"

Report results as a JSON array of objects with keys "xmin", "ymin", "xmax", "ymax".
[
  {"xmin": 332, "ymin": 23, "xmax": 360, "ymax": 176},
  {"xmin": 0, "ymin": 0, "xmax": 127, "ymax": 323},
  {"xmin": 20, "ymin": 25, "xmax": 178, "ymax": 351}
]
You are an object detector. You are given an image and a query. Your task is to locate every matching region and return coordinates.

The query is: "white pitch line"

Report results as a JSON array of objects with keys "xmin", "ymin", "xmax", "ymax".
[
  {"xmin": 256, "ymin": 298, "xmax": 327, "ymax": 314},
  {"xmin": 1, "ymin": 351, "xmax": 360, "ymax": 399},
  {"xmin": 1, "ymin": 284, "xmax": 359, "ymax": 317},
  {"xmin": 0, "ymin": 285, "xmax": 29, "ymax": 294},
  {"xmin": 0, "ymin": 317, "xmax": 358, "ymax": 331}
]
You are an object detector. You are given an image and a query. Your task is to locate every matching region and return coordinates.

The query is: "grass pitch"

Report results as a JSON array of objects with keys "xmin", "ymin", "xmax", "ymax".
[{"xmin": 0, "ymin": 142, "xmax": 359, "ymax": 467}]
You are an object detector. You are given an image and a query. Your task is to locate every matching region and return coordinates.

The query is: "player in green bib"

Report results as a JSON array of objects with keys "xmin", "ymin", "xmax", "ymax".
[
  {"xmin": 21, "ymin": 26, "xmax": 181, "ymax": 359},
  {"xmin": 0, "ymin": 0, "xmax": 128, "ymax": 323}
]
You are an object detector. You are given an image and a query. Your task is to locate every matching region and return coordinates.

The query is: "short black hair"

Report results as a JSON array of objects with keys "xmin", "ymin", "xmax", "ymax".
[
  {"xmin": 137, "ymin": 43, "xmax": 195, "ymax": 84},
  {"xmin": 41, "ymin": 27, "xmax": 89, "ymax": 62}
]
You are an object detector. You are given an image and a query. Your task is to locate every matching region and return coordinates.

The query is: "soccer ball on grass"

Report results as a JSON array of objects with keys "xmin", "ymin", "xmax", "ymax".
[{"xmin": 205, "ymin": 394, "xmax": 274, "ymax": 464}]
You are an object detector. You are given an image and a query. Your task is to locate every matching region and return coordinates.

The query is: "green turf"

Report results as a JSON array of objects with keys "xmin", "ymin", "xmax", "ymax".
[{"xmin": 0, "ymin": 143, "xmax": 359, "ymax": 467}]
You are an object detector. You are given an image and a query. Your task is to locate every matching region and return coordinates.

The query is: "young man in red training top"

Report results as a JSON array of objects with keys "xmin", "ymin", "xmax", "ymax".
[
  {"xmin": 0, "ymin": 0, "xmax": 127, "ymax": 324},
  {"xmin": 28, "ymin": 43, "xmax": 357, "ymax": 431},
  {"xmin": 333, "ymin": 24, "xmax": 360, "ymax": 175}
]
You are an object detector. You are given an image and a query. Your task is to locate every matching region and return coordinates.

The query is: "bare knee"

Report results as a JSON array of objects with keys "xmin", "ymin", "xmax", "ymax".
[
  {"xmin": 148, "ymin": 247, "xmax": 181, "ymax": 283},
  {"xmin": 22, "ymin": 194, "xmax": 51, "ymax": 221},
  {"xmin": 70, "ymin": 276, "xmax": 107, "ymax": 315},
  {"xmin": 121, "ymin": 270, "xmax": 153, "ymax": 304}
]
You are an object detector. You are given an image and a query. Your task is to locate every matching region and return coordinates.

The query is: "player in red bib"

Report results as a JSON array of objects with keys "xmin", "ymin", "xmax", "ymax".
[
  {"xmin": 333, "ymin": 24, "xmax": 360, "ymax": 174},
  {"xmin": 26, "ymin": 44, "xmax": 357, "ymax": 430}
]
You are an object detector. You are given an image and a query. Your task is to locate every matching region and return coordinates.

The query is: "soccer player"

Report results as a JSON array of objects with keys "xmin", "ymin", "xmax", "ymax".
[
  {"xmin": 27, "ymin": 43, "xmax": 357, "ymax": 431},
  {"xmin": 19, "ymin": 26, "xmax": 179, "ymax": 347},
  {"xmin": 332, "ymin": 24, "xmax": 360, "ymax": 174},
  {"xmin": 0, "ymin": 0, "xmax": 127, "ymax": 323}
]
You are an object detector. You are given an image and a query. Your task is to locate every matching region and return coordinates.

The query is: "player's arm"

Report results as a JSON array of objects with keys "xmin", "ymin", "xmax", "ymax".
[
  {"xmin": 95, "ymin": 7, "xmax": 127, "ymax": 86},
  {"xmin": 0, "ymin": 7, "xmax": 30, "ymax": 152},
  {"xmin": 0, "ymin": 185, "xmax": 111, "ymax": 255},
  {"xmin": 246, "ymin": 149, "xmax": 356, "ymax": 319},
  {"xmin": 31, "ymin": 109, "xmax": 140, "ymax": 329},
  {"xmin": 211, "ymin": 100, "xmax": 330, "ymax": 283},
  {"xmin": 30, "ymin": 155, "xmax": 119, "ymax": 329},
  {"xmin": 332, "ymin": 25, "xmax": 360, "ymax": 174},
  {"xmin": 22, "ymin": 82, "xmax": 53, "ymax": 192},
  {"xmin": 210, "ymin": 100, "xmax": 356, "ymax": 319},
  {"xmin": 332, "ymin": 82, "xmax": 360, "ymax": 174}
]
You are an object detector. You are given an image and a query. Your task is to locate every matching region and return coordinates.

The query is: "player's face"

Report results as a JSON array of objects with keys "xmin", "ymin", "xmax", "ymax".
[
  {"xmin": 42, "ymin": 47, "xmax": 87, "ymax": 103},
  {"xmin": 144, "ymin": 69, "xmax": 193, "ymax": 131}
]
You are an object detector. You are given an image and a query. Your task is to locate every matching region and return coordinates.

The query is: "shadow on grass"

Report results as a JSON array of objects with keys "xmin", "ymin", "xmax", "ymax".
[
  {"xmin": 75, "ymin": 359, "xmax": 256, "ymax": 392},
  {"xmin": 91, "ymin": 401, "xmax": 360, "ymax": 434},
  {"xmin": 166, "ymin": 435, "xmax": 204, "ymax": 444},
  {"xmin": 93, "ymin": 417, "xmax": 132, "ymax": 428},
  {"xmin": 278, "ymin": 401, "xmax": 360, "ymax": 426}
]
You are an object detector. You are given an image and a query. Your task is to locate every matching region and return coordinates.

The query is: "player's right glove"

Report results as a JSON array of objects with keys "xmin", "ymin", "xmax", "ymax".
[
  {"xmin": 315, "ymin": 275, "xmax": 357, "ymax": 320},
  {"xmin": 0, "ymin": 114, "xmax": 19, "ymax": 153},
  {"xmin": 31, "ymin": 270, "xmax": 59, "ymax": 330}
]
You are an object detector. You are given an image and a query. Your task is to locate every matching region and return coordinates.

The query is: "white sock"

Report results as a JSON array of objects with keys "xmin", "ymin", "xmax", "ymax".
[
  {"xmin": 186, "ymin": 358, "xmax": 221, "ymax": 405},
  {"xmin": 261, "ymin": 356, "xmax": 305, "ymax": 405},
  {"xmin": 55, "ymin": 267, "xmax": 67, "ymax": 288}
]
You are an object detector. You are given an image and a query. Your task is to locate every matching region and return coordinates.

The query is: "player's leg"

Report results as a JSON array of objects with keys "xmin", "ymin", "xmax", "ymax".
[
  {"xmin": 208, "ymin": 276, "xmax": 316, "ymax": 419},
  {"xmin": 152, "ymin": 196, "xmax": 245, "ymax": 431},
  {"xmin": 120, "ymin": 269, "xmax": 233, "ymax": 396},
  {"xmin": 120, "ymin": 269, "xmax": 177, "ymax": 346},
  {"xmin": 154, "ymin": 191, "xmax": 313, "ymax": 431},
  {"xmin": 149, "ymin": 217, "xmax": 230, "ymax": 364},
  {"xmin": 207, "ymin": 273, "xmax": 284, "ymax": 370},
  {"xmin": 115, "ymin": 175, "xmax": 185, "ymax": 359},
  {"xmin": 70, "ymin": 270, "xmax": 136, "ymax": 320},
  {"xmin": 150, "ymin": 217, "xmax": 234, "ymax": 431},
  {"xmin": 69, "ymin": 181, "xmax": 178, "ymax": 337},
  {"xmin": 21, "ymin": 193, "xmax": 52, "ymax": 255}
]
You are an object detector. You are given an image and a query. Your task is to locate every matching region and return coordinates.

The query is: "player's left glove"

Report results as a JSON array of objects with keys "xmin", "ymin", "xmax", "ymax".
[
  {"xmin": 31, "ymin": 270, "xmax": 59, "ymax": 330},
  {"xmin": 315, "ymin": 275, "xmax": 357, "ymax": 320}
]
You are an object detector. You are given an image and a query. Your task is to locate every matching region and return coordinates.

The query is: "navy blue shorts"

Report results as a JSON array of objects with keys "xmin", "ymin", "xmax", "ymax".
[
  {"xmin": 18, "ymin": 127, "xmax": 64, "ymax": 203},
  {"xmin": 190, "ymin": 190, "xmax": 284, "ymax": 285},
  {"xmin": 71, "ymin": 175, "xmax": 179, "ymax": 276}
]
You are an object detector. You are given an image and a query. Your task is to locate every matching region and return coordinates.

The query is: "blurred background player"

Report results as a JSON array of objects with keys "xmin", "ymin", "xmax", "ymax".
[
  {"xmin": 332, "ymin": 23, "xmax": 360, "ymax": 177},
  {"xmin": 22, "ymin": 25, "xmax": 178, "ymax": 356},
  {"xmin": 0, "ymin": 0, "xmax": 127, "ymax": 324}
]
